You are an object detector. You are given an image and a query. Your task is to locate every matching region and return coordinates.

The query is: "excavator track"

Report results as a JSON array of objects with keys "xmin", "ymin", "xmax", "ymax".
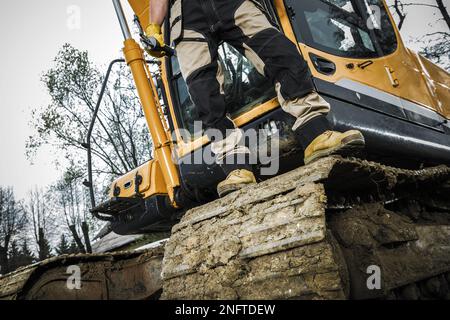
[
  {"xmin": 162, "ymin": 156, "xmax": 450, "ymax": 300},
  {"xmin": 1, "ymin": 157, "xmax": 449, "ymax": 300},
  {"xmin": 0, "ymin": 246, "xmax": 164, "ymax": 300}
]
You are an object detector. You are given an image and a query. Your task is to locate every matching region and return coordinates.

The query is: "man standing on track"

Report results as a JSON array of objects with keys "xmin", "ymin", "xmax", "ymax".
[{"xmin": 145, "ymin": 0, "xmax": 365, "ymax": 196}]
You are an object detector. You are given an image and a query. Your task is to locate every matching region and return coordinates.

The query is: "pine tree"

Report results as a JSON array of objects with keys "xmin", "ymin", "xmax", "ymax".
[
  {"xmin": 37, "ymin": 228, "xmax": 52, "ymax": 261},
  {"xmin": 56, "ymin": 234, "xmax": 71, "ymax": 255},
  {"xmin": 38, "ymin": 239, "xmax": 52, "ymax": 261},
  {"xmin": 7, "ymin": 240, "xmax": 35, "ymax": 272},
  {"xmin": 7, "ymin": 241, "xmax": 20, "ymax": 271},
  {"xmin": 19, "ymin": 240, "xmax": 35, "ymax": 266},
  {"xmin": 69, "ymin": 240, "xmax": 80, "ymax": 254}
]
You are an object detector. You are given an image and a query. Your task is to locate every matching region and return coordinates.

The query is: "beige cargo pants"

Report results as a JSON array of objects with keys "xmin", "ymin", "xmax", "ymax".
[{"xmin": 170, "ymin": 0, "xmax": 331, "ymax": 171}]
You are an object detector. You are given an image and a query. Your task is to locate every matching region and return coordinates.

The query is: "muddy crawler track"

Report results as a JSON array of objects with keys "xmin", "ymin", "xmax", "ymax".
[
  {"xmin": 0, "ymin": 246, "xmax": 165, "ymax": 300},
  {"xmin": 1, "ymin": 157, "xmax": 449, "ymax": 300},
  {"xmin": 381, "ymin": 199, "xmax": 450, "ymax": 300},
  {"xmin": 162, "ymin": 156, "xmax": 450, "ymax": 300}
]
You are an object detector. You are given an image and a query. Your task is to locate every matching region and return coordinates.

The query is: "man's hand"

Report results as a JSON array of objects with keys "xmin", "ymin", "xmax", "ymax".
[{"xmin": 145, "ymin": 24, "xmax": 165, "ymax": 58}]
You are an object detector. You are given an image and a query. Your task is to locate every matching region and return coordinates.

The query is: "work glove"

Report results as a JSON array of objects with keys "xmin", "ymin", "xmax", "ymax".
[{"xmin": 145, "ymin": 24, "xmax": 165, "ymax": 58}]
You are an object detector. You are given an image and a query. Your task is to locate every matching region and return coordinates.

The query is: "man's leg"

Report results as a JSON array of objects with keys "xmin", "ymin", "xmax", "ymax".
[
  {"xmin": 176, "ymin": 30, "xmax": 231, "ymax": 134},
  {"xmin": 175, "ymin": 27, "xmax": 255, "ymax": 196},
  {"xmin": 221, "ymin": 0, "xmax": 364, "ymax": 164}
]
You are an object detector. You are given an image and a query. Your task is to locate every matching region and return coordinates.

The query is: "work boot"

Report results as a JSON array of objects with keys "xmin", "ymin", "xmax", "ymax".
[
  {"xmin": 217, "ymin": 169, "xmax": 256, "ymax": 197},
  {"xmin": 304, "ymin": 130, "xmax": 365, "ymax": 165}
]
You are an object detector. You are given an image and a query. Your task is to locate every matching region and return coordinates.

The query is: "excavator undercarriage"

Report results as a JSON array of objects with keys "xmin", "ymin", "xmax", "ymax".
[
  {"xmin": 161, "ymin": 156, "xmax": 450, "ymax": 300},
  {"xmin": 0, "ymin": 246, "xmax": 164, "ymax": 300},
  {"xmin": 2, "ymin": 156, "xmax": 449, "ymax": 300}
]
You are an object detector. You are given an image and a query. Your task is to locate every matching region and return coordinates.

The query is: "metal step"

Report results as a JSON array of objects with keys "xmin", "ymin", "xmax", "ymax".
[{"xmin": 91, "ymin": 197, "xmax": 143, "ymax": 216}]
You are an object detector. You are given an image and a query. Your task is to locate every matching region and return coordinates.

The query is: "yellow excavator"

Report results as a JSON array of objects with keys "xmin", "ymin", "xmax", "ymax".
[
  {"xmin": 88, "ymin": 0, "xmax": 450, "ymax": 235},
  {"xmin": 1, "ymin": 0, "xmax": 450, "ymax": 300}
]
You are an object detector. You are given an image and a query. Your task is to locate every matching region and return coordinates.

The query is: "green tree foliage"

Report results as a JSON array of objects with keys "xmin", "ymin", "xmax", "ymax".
[
  {"xmin": 7, "ymin": 241, "xmax": 20, "ymax": 271},
  {"xmin": 55, "ymin": 234, "xmax": 70, "ymax": 255},
  {"xmin": 8, "ymin": 240, "xmax": 35, "ymax": 272},
  {"xmin": 19, "ymin": 240, "xmax": 35, "ymax": 266},
  {"xmin": 37, "ymin": 233, "xmax": 52, "ymax": 261},
  {"xmin": 69, "ymin": 240, "xmax": 80, "ymax": 254},
  {"xmin": 26, "ymin": 44, "xmax": 153, "ymax": 203},
  {"xmin": 55, "ymin": 234, "xmax": 78, "ymax": 255}
]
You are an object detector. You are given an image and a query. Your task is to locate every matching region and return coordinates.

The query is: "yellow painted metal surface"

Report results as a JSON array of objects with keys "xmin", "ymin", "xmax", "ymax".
[
  {"xmin": 174, "ymin": 98, "xmax": 280, "ymax": 158},
  {"xmin": 408, "ymin": 50, "xmax": 450, "ymax": 118},
  {"xmin": 273, "ymin": 0, "xmax": 298, "ymax": 46},
  {"xmin": 116, "ymin": 0, "xmax": 449, "ymax": 203},
  {"xmin": 128, "ymin": 0, "xmax": 150, "ymax": 30},
  {"xmin": 109, "ymin": 160, "xmax": 168, "ymax": 199},
  {"xmin": 275, "ymin": 0, "xmax": 449, "ymax": 119},
  {"xmin": 122, "ymin": 38, "xmax": 180, "ymax": 204},
  {"xmin": 378, "ymin": 1, "xmax": 448, "ymax": 117}
]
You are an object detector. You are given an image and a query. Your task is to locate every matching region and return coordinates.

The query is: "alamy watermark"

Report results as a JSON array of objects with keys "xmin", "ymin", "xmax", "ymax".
[
  {"xmin": 366, "ymin": 265, "xmax": 382, "ymax": 290},
  {"xmin": 67, "ymin": 5, "xmax": 82, "ymax": 31},
  {"xmin": 366, "ymin": 4, "xmax": 382, "ymax": 30},
  {"xmin": 66, "ymin": 265, "xmax": 81, "ymax": 290},
  {"xmin": 174, "ymin": 121, "xmax": 281, "ymax": 176}
]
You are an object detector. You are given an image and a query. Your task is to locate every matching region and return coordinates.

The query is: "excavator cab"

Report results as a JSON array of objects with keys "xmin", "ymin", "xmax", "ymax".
[{"xmin": 88, "ymin": 0, "xmax": 450, "ymax": 235}]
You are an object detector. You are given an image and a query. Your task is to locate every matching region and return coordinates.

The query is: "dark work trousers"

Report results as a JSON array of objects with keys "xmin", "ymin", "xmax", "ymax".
[{"xmin": 169, "ymin": 0, "xmax": 331, "ymax": 175}]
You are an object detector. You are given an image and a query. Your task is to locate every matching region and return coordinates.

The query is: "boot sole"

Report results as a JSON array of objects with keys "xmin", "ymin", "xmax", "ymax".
[
  {"xmin": 304, "ymin": 133, "xmax": 366, "ymax": 165},
  {"xmin": 217, "ymin": 183, "xmax": 253, "ymax": 198}
]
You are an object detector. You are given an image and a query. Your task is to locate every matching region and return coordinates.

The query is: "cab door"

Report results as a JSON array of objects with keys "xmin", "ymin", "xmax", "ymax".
[{"xmin": 282, "ymin": 0, "xmax": 446, "ymax": 130}]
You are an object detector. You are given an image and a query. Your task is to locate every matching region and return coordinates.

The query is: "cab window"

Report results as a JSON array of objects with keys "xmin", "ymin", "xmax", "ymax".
[
  {"xmin": 287, "ymin": 0, "xmax": 397, "ymax": 58},
  {"xmin": 169, "ymin": 3, "xmax": 278, "ymax": 137}
]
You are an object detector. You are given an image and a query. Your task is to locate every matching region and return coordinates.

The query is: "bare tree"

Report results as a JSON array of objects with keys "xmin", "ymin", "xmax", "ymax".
[
  {"xmin": 391, "ymin": 0, "xmax": 408, "ymax": 29},
  {"xmin": 388, "ymin": 0, "xmax": 450, "ymax": 70},
  {"xmin": 26, "ymin": 44, "xmax": 153, "ymax": 204},
  {"xmin": 24, "ymin": 188, "xmax": 55, "ymax": 261},
  {"xmin": 0, "ymin": 187, "xmax": 26, "ymax": 274},
  {"xmin": 51, "ymin": 165, "xmax": 97, "ymax": 253},
  {"xmin": 436, "ymin": 0, "xmax": 450, "ymax": 27},
  {"xmin": 392, "ymin": 0, "xmax": 449, "ymax": 29}
]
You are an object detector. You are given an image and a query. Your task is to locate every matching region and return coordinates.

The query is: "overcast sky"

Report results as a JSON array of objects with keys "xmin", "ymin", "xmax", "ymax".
[
  {"xmin": 0, "ymin": 0, "xmax": 447, "ymax": 200},
  {"xmin": 0, "ymin": 0, "xmax": 134, "ymax": 199}
]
